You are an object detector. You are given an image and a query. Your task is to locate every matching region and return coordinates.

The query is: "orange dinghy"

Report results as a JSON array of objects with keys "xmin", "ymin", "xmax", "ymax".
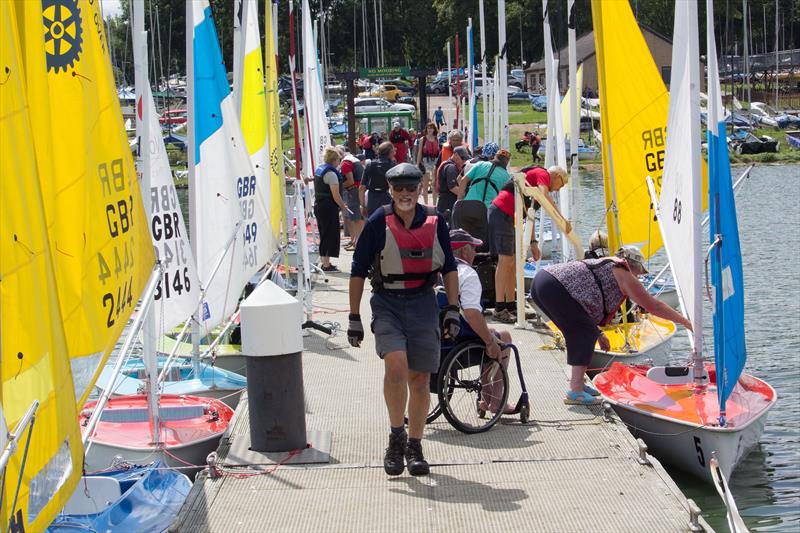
[{"xmin": 593, "ymin": 363, "xmax": 776, "ymax": 482}]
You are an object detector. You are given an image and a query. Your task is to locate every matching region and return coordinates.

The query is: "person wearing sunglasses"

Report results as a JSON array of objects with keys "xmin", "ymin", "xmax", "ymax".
[{"xmin": 347, "ymin": 163, "xmax": 460, "ymax": 477}]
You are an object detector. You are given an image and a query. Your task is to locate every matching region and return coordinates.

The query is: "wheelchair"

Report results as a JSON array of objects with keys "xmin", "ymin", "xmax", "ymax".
[{"xmin": 424, "ymin": 293, "xmax": 530, "ymax": 434}]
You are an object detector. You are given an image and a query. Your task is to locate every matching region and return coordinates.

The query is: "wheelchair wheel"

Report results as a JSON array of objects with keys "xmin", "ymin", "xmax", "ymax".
[{"xmin": 438, "ymin": 341, "xmax": 509, "ymax": 434}]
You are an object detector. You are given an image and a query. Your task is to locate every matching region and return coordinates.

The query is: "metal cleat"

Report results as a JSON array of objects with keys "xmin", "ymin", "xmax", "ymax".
[
  {"xmin": 687, "ymin": 498, "xmax": 705, "ymax": 532},
  {"xmin": 636, "ymin": 438, "xmax": 652, "ymax": 466}
]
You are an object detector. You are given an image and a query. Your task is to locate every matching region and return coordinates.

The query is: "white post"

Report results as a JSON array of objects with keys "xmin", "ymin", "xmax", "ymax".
[
  {"xmin": 568, "ymin": 0, "xmax": 579, "ymax": 176},
  {"xmin": 479, "ymin": 0, "xmax": 488, "ymax": 143},
  {"xmin": 774, "ymin": 0, "xmax": 779, "ymax": 108},
  {"xmin": 498, "ymin": 0, "xmax": 509, "ymax": 148},
  {"xmin": 447, "ymin": 40, "xmax": 453, "ymax": 128}
]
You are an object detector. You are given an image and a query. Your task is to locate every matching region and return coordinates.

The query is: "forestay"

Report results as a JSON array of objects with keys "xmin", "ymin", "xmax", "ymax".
[
  {"xmin": 706, "ymin": 0, "xmax": 748, "ymax": 420},
  {"xmin": 189, "ymin": 2, "xmax": 271, "ymax": 331}
]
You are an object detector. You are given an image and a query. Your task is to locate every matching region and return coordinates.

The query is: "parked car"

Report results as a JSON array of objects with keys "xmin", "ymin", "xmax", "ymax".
[
  {"xmin": 510, "ymin": 68, "xmax": 526, "ymax": 88},
  {"xmin": 384, "ymin": 79, "xmax": 416, "ymax": 95},
  {"xmin": 396, "ymin": 96, "xmax": 417, "ymax": 108},
  {"xmin": 428, "ymin": 78, "xmax": 450, "ymax": 94},
  {"xmin": 358, "ymin": 84, "xmax": 401, "ymax": 102},
  {"xmin": 352, "ymin": 97, "xmax": 415, "ymax": 113}
]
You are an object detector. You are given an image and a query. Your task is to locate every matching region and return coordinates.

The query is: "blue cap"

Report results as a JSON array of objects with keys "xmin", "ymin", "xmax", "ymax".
[{"xmin": 483, "ymin": 142, "xmax": 499, "ymax": 158}]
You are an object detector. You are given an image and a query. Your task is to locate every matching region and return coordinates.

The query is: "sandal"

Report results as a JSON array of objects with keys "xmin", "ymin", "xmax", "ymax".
[
  {"xmin": 563, "ymin": 390, "xmax": 601, "ymax": 406},
  {"xmin": 583, "ymin": 384, "xmax": 601, "ymax": 397},
  {"xmin": 343, "ymin": 242, "xmax": 356, "ymax": 251}
]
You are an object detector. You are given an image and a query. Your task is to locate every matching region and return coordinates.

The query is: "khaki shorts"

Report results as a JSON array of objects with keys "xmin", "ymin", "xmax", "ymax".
[{"xmin": 370, "ymin": 290, "xmax": 441, "ymax": 373}]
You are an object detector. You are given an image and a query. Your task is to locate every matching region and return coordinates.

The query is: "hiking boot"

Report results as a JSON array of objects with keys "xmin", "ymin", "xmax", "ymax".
[
  {"xmin": 383, "ymin": 432, "xmax": 407, "ymax": 476},
  {"xmin": 405, "ymin": 439, "xmax": 430, "ymax": 476}
]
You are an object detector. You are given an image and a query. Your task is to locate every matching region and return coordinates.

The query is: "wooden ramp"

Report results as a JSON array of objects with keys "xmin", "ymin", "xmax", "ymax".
[{"xmin": 171, "ymin": 254, "xmax": 712, "ymax": 533}]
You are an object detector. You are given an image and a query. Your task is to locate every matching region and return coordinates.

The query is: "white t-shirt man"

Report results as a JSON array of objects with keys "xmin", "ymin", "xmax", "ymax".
[{"xmin": 456, "ymin": 258, "xmax": 483, "ymax": 313}]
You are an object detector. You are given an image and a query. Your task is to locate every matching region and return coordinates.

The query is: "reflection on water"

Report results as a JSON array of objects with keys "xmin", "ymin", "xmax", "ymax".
[{"xmin": 570, "ymin": 164, "xmax": 800, "ymax": 532}]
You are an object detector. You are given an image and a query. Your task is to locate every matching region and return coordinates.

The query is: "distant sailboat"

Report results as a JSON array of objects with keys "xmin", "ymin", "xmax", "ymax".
[{"xmin": 594, "ymin": 0, "xmax": 776, "ymax": 484}]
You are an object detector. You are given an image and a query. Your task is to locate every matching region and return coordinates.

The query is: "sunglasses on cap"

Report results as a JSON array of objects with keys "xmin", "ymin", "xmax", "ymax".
[{"xmin": 391, "ymin": 183, "xmax": 418, "ymax": 193}]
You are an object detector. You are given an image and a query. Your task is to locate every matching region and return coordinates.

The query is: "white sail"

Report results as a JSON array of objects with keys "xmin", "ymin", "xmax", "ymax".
[
  {"xmin": 656, "ymin": 0, "xmax": 703, "ymax": 349},
  {"xmin": 302, "ymin": 0, "xmax": 331, "ymax": 169},
  {"xmin": 141, "ymin": 86, "xmax": 200, "ymax": 330},
  {"xmin": 189, "ymin": 1, "xmax": 271, "ymax": 331}
]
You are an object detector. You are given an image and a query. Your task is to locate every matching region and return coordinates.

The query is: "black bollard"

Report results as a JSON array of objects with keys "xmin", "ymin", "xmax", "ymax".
[{"xmin": 239, "ymin": 280, "xmax": 307, "ymax": 452}]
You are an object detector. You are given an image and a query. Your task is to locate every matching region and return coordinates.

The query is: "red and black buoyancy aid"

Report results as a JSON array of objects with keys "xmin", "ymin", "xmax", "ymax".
[{"xmin": 372, "ymin": 205, "xmax": 445, "ymax": 292}]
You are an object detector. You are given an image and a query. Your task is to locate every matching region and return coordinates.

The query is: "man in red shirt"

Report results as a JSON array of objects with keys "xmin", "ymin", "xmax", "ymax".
[
  {"xmin": 388, "ymin": 121, "xmax": 414, "ymax": 163},
  {"xmin": 488, "ymin": 165, "xmax": 570, "ymax": 323}
]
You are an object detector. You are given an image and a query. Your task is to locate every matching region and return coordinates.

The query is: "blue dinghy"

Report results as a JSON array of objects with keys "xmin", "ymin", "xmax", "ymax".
[{"xmin": 47, "ymin": 463, "xmax": 191, "ymax": 533}]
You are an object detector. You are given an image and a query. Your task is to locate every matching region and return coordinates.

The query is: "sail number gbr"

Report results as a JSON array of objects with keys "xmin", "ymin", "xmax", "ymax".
[{"xmin": 239, "ymin": 175, "xmax": 259, "ymax": 268}]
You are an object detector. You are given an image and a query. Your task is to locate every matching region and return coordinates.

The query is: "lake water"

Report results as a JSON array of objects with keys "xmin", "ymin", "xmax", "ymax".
[
  {"xmin": 569, "ymin": 163, "xmax": 800, "ymax": 532},
  {"xmin": 176, "ymin": 163, "xmax": 799, "ymax": 531}
]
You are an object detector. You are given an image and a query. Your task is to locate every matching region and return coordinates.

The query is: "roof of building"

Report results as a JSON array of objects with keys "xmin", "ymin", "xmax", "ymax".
[{"xmin": 524, "ymin": 24, "xmax": 673, "ymax": 72}]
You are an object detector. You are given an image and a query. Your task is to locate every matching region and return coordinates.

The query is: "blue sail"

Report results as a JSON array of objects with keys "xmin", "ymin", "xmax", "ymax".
[{"xmin": 707, "ymin": 118, "xmax": 747, "ymax": 422}]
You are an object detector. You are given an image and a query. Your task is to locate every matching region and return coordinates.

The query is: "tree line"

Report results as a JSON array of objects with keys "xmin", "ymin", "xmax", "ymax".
[{"xmin": 107, "ymin": 0, "xmax": 799, "ymax": 88}]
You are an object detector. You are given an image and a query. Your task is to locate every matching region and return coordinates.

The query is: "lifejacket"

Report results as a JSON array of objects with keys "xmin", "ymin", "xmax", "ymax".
[
  {"xmin": 421, "ymin": 136, "xmax": 440, "ymax": 159},
  {"xmin": 372, "ymin": 205, "xmax": 445, "ymax": 292},
  {"xmin": 582, "ymin": 258, "xmax": 629, "ymax": 326},
  {"xmin": 313, "ymin": 163, "xmax": 342, "ymax": 201}
]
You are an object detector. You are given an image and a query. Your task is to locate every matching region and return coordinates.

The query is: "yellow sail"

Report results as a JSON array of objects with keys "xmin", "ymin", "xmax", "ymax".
[
  {"xmin": 1, "ymin": 3, "xmax": 82, "ymax": 531},
  {"xmin": 17, "ymin": 0, "xmax": 155, "ymax": 408},
  {"xmin": 591, "ymin": 0, "xmax": 707, "ymax": 259},
  {"xmin": 560, "ymin": 64, "xmax": 583, "ymax": 140},
  {"xmin": 265, "ymin": 0, "xmax": 287, "ymax": 238}
]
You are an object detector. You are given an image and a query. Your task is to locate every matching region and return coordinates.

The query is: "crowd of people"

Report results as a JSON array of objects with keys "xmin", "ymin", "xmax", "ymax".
[{"xmin": 310, "ymin": 121, "xmax": 682, "ymax": 478}]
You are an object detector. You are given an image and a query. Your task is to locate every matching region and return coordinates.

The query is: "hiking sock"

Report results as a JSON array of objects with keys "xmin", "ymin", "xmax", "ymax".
[
  {"xmin": 507, "ymin": 301, "xmax": 517, "ymax": 314},
  {"xmin": 391, "ymin": 426, "xmax": 405, "ymax": 437}
]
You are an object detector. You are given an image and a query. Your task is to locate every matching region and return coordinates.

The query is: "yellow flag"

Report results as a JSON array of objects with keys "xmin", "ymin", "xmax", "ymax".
[
  {"xmin": 1, "ymin": 3, "xmax": 82, "ymax": 531},
  {"xmin": 265, "ymin": 0, "xmax": 286, "ymax": 237},
  {"xmin": 592, "ymin": 0, "xmax": 707, "ymax": 259},
  {"xmin": 19, "ymin": 0, "xmax": 155, "ymax": 407}
]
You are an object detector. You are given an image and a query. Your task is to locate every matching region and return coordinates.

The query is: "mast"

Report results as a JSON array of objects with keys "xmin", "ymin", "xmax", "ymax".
[
  {"xmin": 568, "ymin": 0, "xmax": 579, "ymax": 177},
  {"xmin": 133, "ymin": 0, "xmax": 160, "ymax": 444},
  {"xmin": 743, "ymin": 0, "xmax": 751, "ymax": 116},
  {"xmin": 479, "ymin": 0, "xmax": 488, "ymax": 145},
  {"xmin": 447, "ymin": 40, "xmax": 452, "ymax": 125},
  {"xmin": 187, "ymin": 2, "xmax": 201, "ymax": 370},
  {"xmin": 498, "ymin": 0, "xmax": 509, "ymax": 148}
]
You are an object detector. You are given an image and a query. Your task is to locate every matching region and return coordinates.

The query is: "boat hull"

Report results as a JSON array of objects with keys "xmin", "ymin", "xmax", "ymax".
[
  {"xmin": 82, "ymin": 394, "xmax": 234, "ymax": 476},
  {"xmin": 605, "ymin": 398, "xmax": 769, "ymax": 482},
  {"xmin": 95, "ymin": 357, "xmax": 246, "ymax": 408},
  {"xmin": 593, "ymin": 364, "xmax": 777, "ymax": 483},
  {"xmin": 546, "ymin": 315, "xmax": 676, "ymax": 370}
]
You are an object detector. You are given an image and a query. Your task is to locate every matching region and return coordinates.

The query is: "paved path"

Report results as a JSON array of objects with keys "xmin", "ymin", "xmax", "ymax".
[{"xmin": 172, "ymin": 250, "xmax": 712, "ymax": 533}]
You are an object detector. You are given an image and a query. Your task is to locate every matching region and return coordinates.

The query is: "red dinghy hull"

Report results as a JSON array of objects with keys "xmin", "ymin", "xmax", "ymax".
[
  {"xmin": 593, "ymin": 363, "xmax": 776, "ymax": 483},
  {"xmin": 82, "ymin": 394, "xmax": 234, "ymax": 475}
]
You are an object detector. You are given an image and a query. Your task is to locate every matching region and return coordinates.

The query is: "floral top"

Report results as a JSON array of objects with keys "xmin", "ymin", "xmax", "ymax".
[{"xmin": 544, "ymin": 258, "xmax": 627, "ymax": 324}]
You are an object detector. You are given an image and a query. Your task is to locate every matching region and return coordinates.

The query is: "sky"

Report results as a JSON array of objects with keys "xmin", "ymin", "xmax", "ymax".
[{"xmin": 101, "ymin": 0, "xmax": 123, "ymax": 19}]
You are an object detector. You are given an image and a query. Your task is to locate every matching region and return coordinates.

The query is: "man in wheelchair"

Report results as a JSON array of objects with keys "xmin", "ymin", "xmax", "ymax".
[{"xmin": 445, "ymin": 229, "xmax": 515, "ymax": 415}]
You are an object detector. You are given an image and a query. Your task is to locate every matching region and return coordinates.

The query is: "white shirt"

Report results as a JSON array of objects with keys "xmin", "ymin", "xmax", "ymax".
[{"xmin": 456, "ymin": 258, "xmax": 483, "ymax": 312}]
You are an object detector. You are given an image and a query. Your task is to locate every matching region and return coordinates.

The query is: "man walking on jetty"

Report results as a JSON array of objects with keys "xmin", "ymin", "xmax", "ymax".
[{"xmin": 347, "ymin": 163, "xmax": 461, "ymax": 476}]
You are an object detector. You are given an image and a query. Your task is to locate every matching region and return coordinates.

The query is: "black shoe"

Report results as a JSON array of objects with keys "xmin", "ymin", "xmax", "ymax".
[
  {"xmin": 405, "ymin": 439, "xmax": 430, "ymax": 476},
  {"xmin": 384, "ymin": 432, "xmax": 407, "ymax": 476}
]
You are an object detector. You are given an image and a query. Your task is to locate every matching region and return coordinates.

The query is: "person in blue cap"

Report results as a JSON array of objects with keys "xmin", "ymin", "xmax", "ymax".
[{"xmin": 347, "ymin": 162, "xmax": 461, "ymax": 477}]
